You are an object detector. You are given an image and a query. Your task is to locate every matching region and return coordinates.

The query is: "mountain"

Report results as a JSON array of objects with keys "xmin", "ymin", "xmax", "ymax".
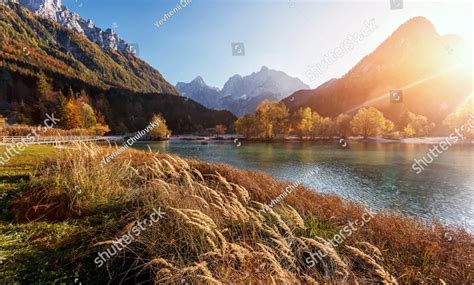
[
  {"xmin": 0, "ymin": 1, "xmax": 236, "ymax": 132},
  {"xmin": 1, "ymin": 0, "xmax": 177, "ymax": 94},
  {"xmin": 177, "ymin": 66, "xmax": 309, "ymax": 116},
  {"xmin": 176, "ymin": 76, "xmax": 222, "ymax": 109},
  {"xmin": 282, "ymin": 17, "xmax": 472, "ymax": 125},
  {"xmin": 16, "ymin": 0, "xmax": 133, "ymax": 54}
]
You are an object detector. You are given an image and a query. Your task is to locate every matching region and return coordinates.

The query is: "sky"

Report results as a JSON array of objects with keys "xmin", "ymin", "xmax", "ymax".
[{"xmin": 62, "ymin": 0, "xmax": 473, "ymax": 89}]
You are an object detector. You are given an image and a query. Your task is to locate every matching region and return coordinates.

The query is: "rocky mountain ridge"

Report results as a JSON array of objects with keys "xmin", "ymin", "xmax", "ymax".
[
  {"xmin": 14, "ymin": 0, "xmax": 134, "ymax": 54},
  {"xmin": 177, "ymin": 66, "xmax": 310, "ymax": 115}
]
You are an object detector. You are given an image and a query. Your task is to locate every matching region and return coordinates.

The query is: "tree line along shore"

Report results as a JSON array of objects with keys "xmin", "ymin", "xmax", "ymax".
[{"xmin": 234, "ymin": 99, "xmax": 473, "ymax": 141}]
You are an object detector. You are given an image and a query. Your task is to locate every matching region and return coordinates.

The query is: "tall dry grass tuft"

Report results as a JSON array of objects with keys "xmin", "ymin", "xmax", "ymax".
[
  {"xmin": 345, "ymin": 245, "xmax": 398, "ymax": 284},
  {"xmin": 11, "ymin": 142, "xmax": 474, "ymax": 284}
]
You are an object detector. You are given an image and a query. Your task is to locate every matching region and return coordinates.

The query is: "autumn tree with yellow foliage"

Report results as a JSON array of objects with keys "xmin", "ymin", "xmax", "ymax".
[
  {"xmin": 443, "ymin": 97, "xmax": 474, "ymax": 138},
  {"xmin": 335, "ymin": 113, "xmax": 352, "ymax": 137},
  {"xmin": 400, "ymin": 111, "xmax": 435, "ymax": 137},
  {"xmin": 296, "ymin": 107, "xmax": 313, "ymax": 139},
  {"xmin": 149, "ymin": 114, "xmax": 171, "ymax": 140},
  {"xmin": 235, "ymin": 114, "xmax": 262, "ymax": 139},
  {"xmin": 350, "ymin": 107, "xmax": 393, "ymax": 138}
]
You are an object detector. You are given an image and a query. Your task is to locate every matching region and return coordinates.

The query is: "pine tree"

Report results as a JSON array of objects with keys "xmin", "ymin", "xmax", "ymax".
[
  {"xmin": 36, "ymin": 72, "xmax": 51, "ymax": 101},
  {"xmin": 81, "ymin": 103, "xmax": 97, "ymax": 128},
  {"xmin": 67, "ymin": 86, "xmax": 75, "ymax": 99},
  {"xmin": 35, "ymin": 72, "xmax": 51, "ymax": 117},
  {"xmin": 56, "ymin": 90, "xmax": 67, "ymax": 127}
]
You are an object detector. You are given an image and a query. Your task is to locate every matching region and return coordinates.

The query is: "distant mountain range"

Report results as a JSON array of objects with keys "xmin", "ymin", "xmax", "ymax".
[
  {"xmin": 282, "ymin": 17, "xmax": 472, "ymax": 125},
  {"xmin": 177, "ymin": 66, "xmax": 309, "ymax": 116},
  {"xmin": 176, "ymin": 76, "xmax": 221, "ymax": 110},
  {"xmin": 0, "ymin": 0, "xmax": 236, "ymax": 132}
]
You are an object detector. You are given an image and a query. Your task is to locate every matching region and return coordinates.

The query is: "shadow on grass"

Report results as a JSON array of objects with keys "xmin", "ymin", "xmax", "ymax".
[{"xmin": 0, "ymin": 175, "xmax": 30, "ymax": 184}]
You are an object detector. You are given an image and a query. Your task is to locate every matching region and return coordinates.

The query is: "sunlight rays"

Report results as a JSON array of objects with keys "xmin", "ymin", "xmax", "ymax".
[{"xmin": 344, "ymin": 62, "xmax": 473, "ymax": 115}]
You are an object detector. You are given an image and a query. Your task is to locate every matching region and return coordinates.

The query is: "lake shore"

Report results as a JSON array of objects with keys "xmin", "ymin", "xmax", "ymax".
[
  {"xmin": 0, "ymin": 144, "xmax": 472, "ymax": 284},
  {"xmin": 169, "ymin": 135, "xmax": 474, "ymax": 145}
]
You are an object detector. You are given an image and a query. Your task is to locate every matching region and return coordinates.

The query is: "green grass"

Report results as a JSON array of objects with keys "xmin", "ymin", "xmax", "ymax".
[
  {"xmin": 304, "ymin": 215, "xmax": 341, "ymax": 240},
  {"xmin": 0, "ymin": 145, "xmax": 81, "ymax": 284},
  {"xmin": 0, "ymin": 145, "xmax": 57, "ymax": 219}
]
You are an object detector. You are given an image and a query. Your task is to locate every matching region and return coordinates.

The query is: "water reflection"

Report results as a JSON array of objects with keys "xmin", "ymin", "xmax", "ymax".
[{"xmin": 133, "ymin": 140, "xmax": 474, "ymax": 231}]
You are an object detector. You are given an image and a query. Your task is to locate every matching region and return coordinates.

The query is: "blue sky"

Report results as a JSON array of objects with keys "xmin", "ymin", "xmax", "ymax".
[{"xmin": 63, "ymin": 0, "xmax": 472, "ymax": 88}]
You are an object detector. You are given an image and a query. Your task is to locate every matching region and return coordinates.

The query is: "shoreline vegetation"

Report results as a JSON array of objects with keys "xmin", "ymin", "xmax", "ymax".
[
  {"xmin": 0, "ymin": 143, "xmax": 472, "ymax": 284},
  {"xmin": 233, "ymin": 100, "xmax": 474, "ymax": 143},
  {"xmin": 174, "ymin": 135, "xmax": 474, "ymax": 145}
]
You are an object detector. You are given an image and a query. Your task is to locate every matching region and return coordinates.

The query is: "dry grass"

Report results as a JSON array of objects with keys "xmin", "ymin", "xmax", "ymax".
[
  {"xmin": 0, "ymin": 125, "xmax": 102, "ymax": 137},
  {"xmin": 10, "ymin": 143, "xmax": 474, "ymax": 284}
]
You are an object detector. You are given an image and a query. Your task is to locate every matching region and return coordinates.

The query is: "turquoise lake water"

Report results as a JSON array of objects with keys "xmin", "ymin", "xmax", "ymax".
[{"xmin": 132, "ymin": 139, "xmax": 474, "ymax": 231}]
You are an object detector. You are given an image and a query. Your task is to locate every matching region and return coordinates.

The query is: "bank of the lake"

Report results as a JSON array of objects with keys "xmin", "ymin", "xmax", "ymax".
[
  {"xmin": 132, "ymin": 138, "xmax": 474, "ymax": 231},
  {"xmin": 1, "ymin": 144, "xmax": 472, "ymax": 284}
]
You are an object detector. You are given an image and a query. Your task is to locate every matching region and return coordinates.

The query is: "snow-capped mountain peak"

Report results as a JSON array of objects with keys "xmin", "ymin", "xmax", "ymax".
[
  {"xmin": 16, "ymin": 0, "xmax": 134, "ymax": 54},
  {"xmin": 177, "ymin": 67, "xmax": 310, "ymax": 116}
]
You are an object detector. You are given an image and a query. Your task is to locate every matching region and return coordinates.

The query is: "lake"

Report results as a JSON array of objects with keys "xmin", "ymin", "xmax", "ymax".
[{"xmin": 132, "ymin": 139, "xmax": 474, "ymax": 231}]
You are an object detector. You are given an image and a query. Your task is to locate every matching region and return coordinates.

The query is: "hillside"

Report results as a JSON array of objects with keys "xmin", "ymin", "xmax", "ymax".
[
  {"xmin": 283, "ymin": 17, "xmax": 472, "ymax": 125},
  {"xmin": 0, "ymin": 1, "xmax": 177, "ymax": 94},
  {"xmin": 0, "ymin": 1, "xmax": 236, "ymax": 133}
]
